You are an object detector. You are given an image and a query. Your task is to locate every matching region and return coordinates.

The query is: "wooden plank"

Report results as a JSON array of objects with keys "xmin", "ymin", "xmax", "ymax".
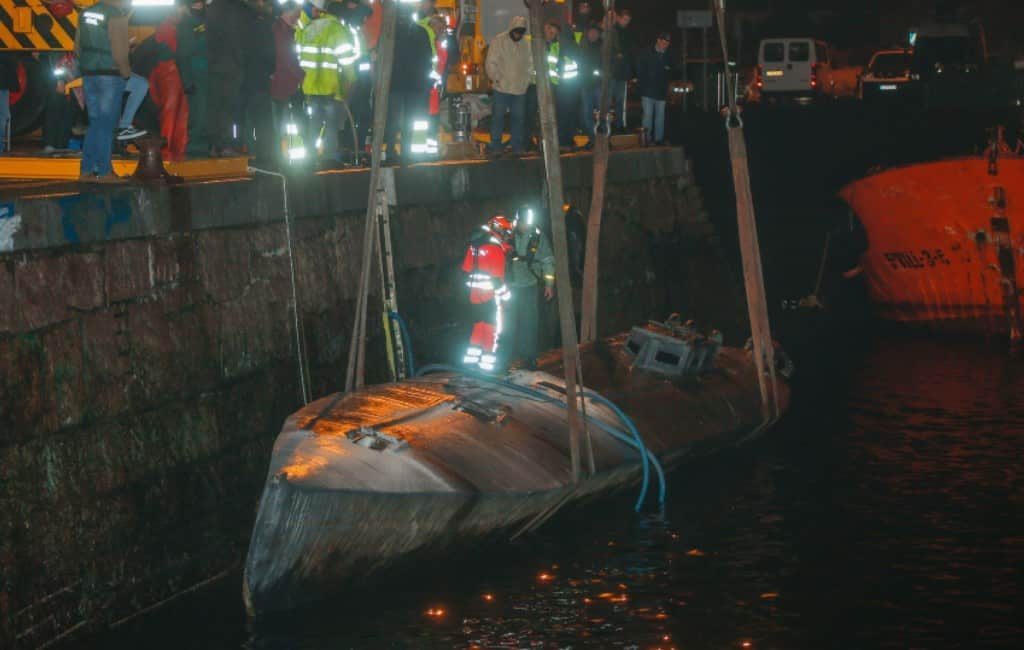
[{"xmin": 527, "ymin": 0, "xmax": 593, "ymax": 480}]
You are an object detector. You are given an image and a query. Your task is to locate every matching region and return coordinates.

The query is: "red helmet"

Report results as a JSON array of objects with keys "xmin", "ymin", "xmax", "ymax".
[{"xmin": 486, "ymin": 215, "xmax": 514, "ymax": 242}]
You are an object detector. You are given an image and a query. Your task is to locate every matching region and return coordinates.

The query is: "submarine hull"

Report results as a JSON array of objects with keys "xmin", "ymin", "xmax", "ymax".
[{"xmin": 244, "ymin": 336, "xmax": 788, "ymax": 615}]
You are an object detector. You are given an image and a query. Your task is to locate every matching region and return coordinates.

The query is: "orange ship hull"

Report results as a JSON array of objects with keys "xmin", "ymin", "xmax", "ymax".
[{"xmin": 840, "ymin": 157, "xmax": 1024, "ymax": 335}]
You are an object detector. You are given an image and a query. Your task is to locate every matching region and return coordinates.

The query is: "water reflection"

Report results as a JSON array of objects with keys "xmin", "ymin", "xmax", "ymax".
[{"xmin": 105, "ymin": 336, "xmax": 1022, "ymax": 649}]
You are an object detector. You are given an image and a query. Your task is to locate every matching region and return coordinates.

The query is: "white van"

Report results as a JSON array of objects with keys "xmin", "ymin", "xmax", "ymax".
[{"xmin": 757, "ymin": 38, "xmax": 834, "ymax": 101}]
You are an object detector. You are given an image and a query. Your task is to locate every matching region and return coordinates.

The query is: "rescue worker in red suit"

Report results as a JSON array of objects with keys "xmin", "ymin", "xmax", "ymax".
[
  {"xmin": 461, "ymin": 216, "xmax": 514, "ymax": 372},
  {"xmin": 151, "ymin": 4, "xmax": 188, "ymax": 160}
]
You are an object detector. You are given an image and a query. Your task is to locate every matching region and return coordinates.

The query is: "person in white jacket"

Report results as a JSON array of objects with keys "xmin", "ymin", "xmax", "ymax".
[{"xmin": 485, "ymin": 15, "xmax": 534, "ymax": 155}]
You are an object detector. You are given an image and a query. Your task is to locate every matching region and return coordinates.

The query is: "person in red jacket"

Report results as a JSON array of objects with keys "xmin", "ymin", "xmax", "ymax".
[
  {"xmin": 461, "ymin": 215, "xmax": 514, "ymax": 372},
  {"xmin": 427, "ymin": 13, "xmax": 449, "ymax": 118},
  {"xmin": 150, "ymin": 5, "xmax": 188, "ymax": 160}
]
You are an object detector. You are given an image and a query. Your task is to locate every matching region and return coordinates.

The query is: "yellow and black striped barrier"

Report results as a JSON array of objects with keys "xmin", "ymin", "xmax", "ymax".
[{"xmin": 0, "ymin": 0, "xmax": 78, "ymax": 52}]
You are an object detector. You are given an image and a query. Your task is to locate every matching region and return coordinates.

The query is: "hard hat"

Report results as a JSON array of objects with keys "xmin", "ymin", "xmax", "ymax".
[
  {"xmin": 487, "ymin": 215, "xmax": 514, "ymax": 241},
  {"xmin": 512, "ymin": 204, "xmax": 536, "ymax": 227},
  {"xmin": 311, "ymin": 0, "xmax": 326, "ymax": 10}
]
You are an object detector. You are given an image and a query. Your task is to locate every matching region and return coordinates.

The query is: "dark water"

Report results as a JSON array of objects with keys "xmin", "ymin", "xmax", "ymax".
[{"xmin": 101, "ymin": 334, "xmax": 1024, "ymax": 649}]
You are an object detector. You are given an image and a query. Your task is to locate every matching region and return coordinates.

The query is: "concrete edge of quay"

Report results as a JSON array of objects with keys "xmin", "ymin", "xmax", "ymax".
[{"xmin": 0, "ymin": 148, "xmax": 688, "ymax": 254}]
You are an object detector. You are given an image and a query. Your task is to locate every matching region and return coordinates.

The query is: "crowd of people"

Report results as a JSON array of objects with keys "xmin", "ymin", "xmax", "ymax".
[
  {"xmin": 0, "ymin": 0, "xmax": 676, "ymax": 181},
  {"xmin": 486, "ymin": 2, "xmax": 678, "ymax": 155}
]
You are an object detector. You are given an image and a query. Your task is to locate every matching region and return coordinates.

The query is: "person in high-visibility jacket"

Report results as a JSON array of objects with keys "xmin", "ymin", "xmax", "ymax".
[
  {"xmin": 461, "ymin": 215, "xmax": 514, "ymax": 373},
  {"xmin": 296, "ymin": 0, "xmax": 356, "ymax": 167},
  {"xmin": 570, "ymin": 0, "xmax": 592, "ymax": 44},
  {"xmin": 543, "ymin": 20, "xmax": 580, "ymax": 149},
  {"xmin": 426, "ymin": 13, "xmax": 456, "ymax": 155},
  {"xmin": 504, "ymin": 205, "xmax": 555, "ymax": 370}
]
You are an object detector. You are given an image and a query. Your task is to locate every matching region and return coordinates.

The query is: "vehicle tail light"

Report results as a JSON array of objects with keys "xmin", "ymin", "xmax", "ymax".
[
  {"xmin": 811, "ymin": 63, "xmax": 819, "ymax": 88},
  {"xmin": 756, "ymin": 65, "xmax": 763, "ymax": 89}
]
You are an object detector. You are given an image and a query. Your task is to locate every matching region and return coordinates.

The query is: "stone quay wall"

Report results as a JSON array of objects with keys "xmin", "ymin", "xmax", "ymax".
[{"xmin": 0, "ymin": 149, "xmax": 744, "ymax": 646}]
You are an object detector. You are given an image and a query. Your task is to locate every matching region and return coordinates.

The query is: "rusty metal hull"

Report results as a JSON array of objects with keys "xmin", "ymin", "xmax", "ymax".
[
  {"xmin": 243, "ymin": 337, "xmax": 788, "ymax": 615},
  {"xmin": 840, "ymin": 157, "xmax": 1024, "ymax": 335}
]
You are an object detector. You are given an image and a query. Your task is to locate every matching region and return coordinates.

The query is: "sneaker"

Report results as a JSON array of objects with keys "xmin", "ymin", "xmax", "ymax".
[
  {"xmin": 42, "ymin": 145, "xmax": 57, "ymax": 155},
  {"xmin": 116, "ymin": 127, "xmax": 146, "ymax": 141}
]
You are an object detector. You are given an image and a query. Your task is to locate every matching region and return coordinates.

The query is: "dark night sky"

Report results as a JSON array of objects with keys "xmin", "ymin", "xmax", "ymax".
[{"xmin": 612, "ymin": 0, "xmax": 1023, "ymax": 65}]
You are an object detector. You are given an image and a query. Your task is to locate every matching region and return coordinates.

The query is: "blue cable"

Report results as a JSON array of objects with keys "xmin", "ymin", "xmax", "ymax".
[
  {"xmin": 581, "ymin": 390, "xmax": 666, "ymax": 508},
  {"xmin": 415, "ymin": 363, "xmax": 666, "ymax": 511}
]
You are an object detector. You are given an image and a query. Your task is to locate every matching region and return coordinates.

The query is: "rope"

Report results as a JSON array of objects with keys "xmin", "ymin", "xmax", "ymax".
[{"xmin": 249, "ymin": 166, "xmax": 310, "ymax": 405}]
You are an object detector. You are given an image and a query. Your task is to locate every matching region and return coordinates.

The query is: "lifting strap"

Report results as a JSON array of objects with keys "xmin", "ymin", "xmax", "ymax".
[
  {"xmin": 711, "ymin": 0, "xmax": 781, "ymax": 422},
  {"xmin": 528, "ymin": 0, "xmax": 595, "ymax": 481},
  {"xmin": 579, "ymin": 0, "xmax": 617, "ymax": 344},
  {"xmin": 346, "ymin": 0, "xmax": 398, "ymax": 393}
]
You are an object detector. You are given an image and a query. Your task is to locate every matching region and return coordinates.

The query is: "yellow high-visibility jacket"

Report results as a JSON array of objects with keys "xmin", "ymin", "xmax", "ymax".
[{"xmin": 296, "ymin": 14, "xmax": 356, "ymax": 99}]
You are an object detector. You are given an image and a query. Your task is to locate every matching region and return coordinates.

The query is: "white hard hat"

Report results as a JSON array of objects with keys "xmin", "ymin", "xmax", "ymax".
[{"xmin": 311, "ymin": 0, "xmax": 326, "ymax": 9}]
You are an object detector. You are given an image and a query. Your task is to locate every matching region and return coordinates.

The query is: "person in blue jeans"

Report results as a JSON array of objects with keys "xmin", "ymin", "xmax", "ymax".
[
  {"xmin": 635, "ymin": 32, "xmax": 675, "ymax": 145},
  {"xmin": 484, "ymin": 15, "xmax": 533, "ymax": 155},
  {"xmin": 75, "ymin": 0, "xmax": 133, "ymax": 182},
  {"xmin": 116, "ymin": 73, "xmax": 149, "ymax": 141}
]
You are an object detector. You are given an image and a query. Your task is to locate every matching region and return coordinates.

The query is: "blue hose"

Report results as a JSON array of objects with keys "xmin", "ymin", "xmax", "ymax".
[
  {"xmin": 580, "ymin": 390, "xmax": 666, "ymax": 508},
  {"xmin": 415, "ymin": 363, "xmax": 666, "ymax": 511},
  {"xmin": 388, "ymin": 311, "xmax": 416, "ymax": 378}
]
